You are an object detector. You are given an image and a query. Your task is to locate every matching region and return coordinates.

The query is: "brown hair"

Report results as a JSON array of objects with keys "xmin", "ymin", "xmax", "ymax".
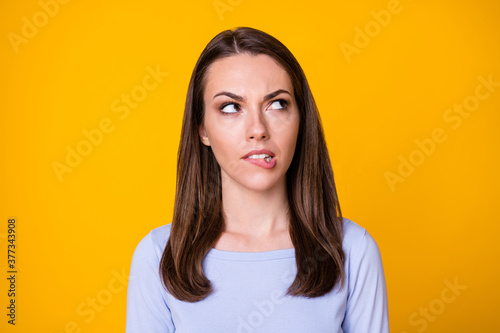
[{"xmin": 159, "ymin": 26, "xmax": 345, "ymax": 302}]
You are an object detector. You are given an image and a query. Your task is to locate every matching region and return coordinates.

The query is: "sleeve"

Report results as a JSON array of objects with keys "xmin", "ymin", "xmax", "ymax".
[
  {"xmin": 126, "ymin": 231, "xmax": 175, "ymax": 332},
  {"xmin": 341, "ymin": 229, "xmax": 389, "ymax": 333}
]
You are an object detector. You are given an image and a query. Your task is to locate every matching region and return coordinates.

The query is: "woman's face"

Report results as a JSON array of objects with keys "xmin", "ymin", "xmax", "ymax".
[{"xmin": 199, "ymin": 53, "xmax": 300, "ymax": 193}]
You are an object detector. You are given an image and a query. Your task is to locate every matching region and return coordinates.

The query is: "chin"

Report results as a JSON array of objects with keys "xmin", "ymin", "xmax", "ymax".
[
  {"xmin": 241, "ymin": 176, "xmax": 283, "ymax": 192},
  {"xmin": 244, "ymin": 184, "xmax": 276, "ymax": 192},
  {"xmin": 221, "ymin": 168, "xmax": 284, "ymax": 192}
]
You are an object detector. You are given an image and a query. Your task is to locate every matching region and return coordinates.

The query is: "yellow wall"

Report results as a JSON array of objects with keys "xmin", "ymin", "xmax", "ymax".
[{"xmin": 1, "ymin": 0, "xmax": 499, "ymax": 332}]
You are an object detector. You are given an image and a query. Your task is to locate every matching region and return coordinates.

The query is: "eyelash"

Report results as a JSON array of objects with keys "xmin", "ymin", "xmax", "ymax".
[{"xmin": 218, "ymin": 99, "xmax": 289, "ymax": 115}]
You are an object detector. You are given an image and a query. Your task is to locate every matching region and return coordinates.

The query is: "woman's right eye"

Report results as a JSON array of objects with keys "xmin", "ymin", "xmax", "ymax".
[{"xmin": 219, "ymin": 103, "xmax": 240, "ymax": 114}]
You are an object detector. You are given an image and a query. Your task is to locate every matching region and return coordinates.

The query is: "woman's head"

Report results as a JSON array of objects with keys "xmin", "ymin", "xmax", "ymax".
[
  {"xmin": 181, "ymin": 26, "xmax": 321, "ymax": 193},
  {"xmin": 162, "ymin": 27, "xmax": 344, "ymax": 302}
]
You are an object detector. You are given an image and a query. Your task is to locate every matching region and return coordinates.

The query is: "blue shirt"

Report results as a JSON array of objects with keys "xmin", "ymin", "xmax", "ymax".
[{"xmin": 126, "ymin": 217, "xmax": 389, "ymax": 332}]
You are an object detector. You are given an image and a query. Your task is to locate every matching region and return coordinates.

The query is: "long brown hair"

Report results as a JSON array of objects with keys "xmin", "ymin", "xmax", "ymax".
[{"xmin": 159, "ymin": 26, "xmax": 345, "ymax": 302}]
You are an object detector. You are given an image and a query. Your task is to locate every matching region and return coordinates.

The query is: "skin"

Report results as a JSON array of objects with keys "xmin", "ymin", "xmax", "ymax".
[{"xmin": 199, "ymin": 53, "xmax": 300, "ymax": 252}]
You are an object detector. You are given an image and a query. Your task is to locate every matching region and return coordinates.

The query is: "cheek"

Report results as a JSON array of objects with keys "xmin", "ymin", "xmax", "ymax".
[
  {"xmin": 205, "ymin": 115, "xmax": 234, "ymax": 149},
  {"xmin": 270, "ymin": 108, "xmax": 300, "ymax": 132},
  {"xmin": 272, "ymin": 114, "xmax": 300, "ymax": 140},
  {"xmin": 276, "ymin": 120, "xmax": 300, "ymax": 159},
  {"xmin": 207, "ymin": 128, "xmax": 239, "ymax": 163}
]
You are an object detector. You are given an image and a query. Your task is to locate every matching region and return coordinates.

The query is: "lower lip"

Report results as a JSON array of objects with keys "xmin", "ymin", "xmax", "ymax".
[{"xmin": 243, "ymin": 156, "xmax": 277, "ymax": 169}]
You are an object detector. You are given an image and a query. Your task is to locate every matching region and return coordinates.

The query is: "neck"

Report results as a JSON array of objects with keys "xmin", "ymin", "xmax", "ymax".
[{"xmin": 220, "ymin": 175, "xmax": 290, "ymax": 238}]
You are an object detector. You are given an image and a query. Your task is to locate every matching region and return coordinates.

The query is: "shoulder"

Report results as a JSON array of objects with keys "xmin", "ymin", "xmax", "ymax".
[
  {"xmin": 341, "ymin": 217, "xmax": 367, "ymax": 246},
  {"xmin": 341, "ymin": 217, "xmax": 382, "ymax": 261},
  {"xmin": 131, "ymin": 223, "xmax": 172, "ymax": 263},
  {"xmin": 339, "ymin": 218, "xmax": 389, "ymax": 332}
]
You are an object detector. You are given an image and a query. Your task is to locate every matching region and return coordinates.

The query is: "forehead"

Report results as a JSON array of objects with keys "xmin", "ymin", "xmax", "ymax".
[{"xmin": 204, "ymin": 53, "xmax": 293, "ymax": 97}]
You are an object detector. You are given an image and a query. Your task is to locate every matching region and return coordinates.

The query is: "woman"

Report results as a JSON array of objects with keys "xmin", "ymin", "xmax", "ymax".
[{"xmin": 126, "ymin": 26, "xmax": 389, "ymax": 332}]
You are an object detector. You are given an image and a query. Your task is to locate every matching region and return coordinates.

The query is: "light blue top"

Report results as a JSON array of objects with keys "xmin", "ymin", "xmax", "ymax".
[{"xmin": 126, "ymin": 218, "xmax": 389, "ymax": 332}]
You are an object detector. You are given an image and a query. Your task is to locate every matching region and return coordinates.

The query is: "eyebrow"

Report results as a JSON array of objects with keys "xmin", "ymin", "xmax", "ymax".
[{"xmin": 212, "ymin": 89, "xmax": 291, "ymax": 102}]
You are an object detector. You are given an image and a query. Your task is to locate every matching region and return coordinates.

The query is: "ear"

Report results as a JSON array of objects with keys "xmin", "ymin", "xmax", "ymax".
[{"xmin": 198, "ymin": 124, "xmax": 211, "ymax": 146}]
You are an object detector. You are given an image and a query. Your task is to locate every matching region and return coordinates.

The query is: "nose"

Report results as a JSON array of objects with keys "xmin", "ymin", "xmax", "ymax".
[{"xmin": 246, "ymin": 108, "xmax": 269, "ymax": 141}]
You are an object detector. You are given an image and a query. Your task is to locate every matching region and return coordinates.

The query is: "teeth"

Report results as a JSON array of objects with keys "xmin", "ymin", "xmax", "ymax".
[
  {"xmin": 247, "ymin": 154, "xmax": 273, "ymax": 162},
  {"xmin": 248, "ymin": 154, "xmax": 270, "ymax": 159}
]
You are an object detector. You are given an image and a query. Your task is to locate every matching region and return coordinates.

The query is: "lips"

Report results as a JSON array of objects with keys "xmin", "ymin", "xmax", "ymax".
[
  {"xmin": 242, "ymin": 149, "xmax": 275, "ymax": 159},
  {"xmin": 242, "ymin": 149, "xmax": 277, "ymax": 169}
]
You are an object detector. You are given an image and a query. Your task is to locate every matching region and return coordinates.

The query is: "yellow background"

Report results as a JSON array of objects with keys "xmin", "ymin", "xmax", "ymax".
[{"xmin": 1, "ymin": 0, "xmax": 499, "ymax": 332}]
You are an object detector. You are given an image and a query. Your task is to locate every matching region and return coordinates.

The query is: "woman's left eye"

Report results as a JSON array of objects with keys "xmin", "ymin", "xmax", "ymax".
[{"xmin": 268, "ymin": 99, "xmax": 288, "ymax": 110}]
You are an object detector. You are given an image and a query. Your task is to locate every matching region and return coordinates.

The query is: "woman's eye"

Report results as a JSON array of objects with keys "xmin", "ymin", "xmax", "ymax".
[
  {"xmin": 268, "ymin": 99, "xmax": 288, "ymax": 110},
  {"xmin": 220, "ymin": 103, "xmax": 240, "ymax": 114}
]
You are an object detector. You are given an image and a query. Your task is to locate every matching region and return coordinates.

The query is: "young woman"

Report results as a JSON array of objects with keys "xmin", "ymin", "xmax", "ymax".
[{"xmin": 126, "ymin": 27, "xmax": 389, "ymax": 332}]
